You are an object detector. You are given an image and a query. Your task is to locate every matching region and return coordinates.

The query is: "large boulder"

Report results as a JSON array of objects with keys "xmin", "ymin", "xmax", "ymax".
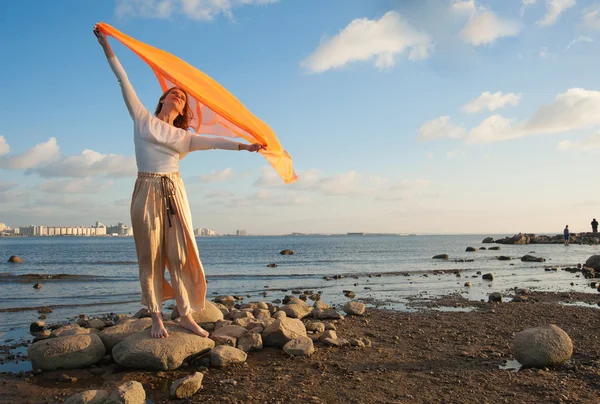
[
  {"xmin": 104, "ymin": 381, "xmax": 145, "ymax": 404},
  {"xmin": 64, "ymin": 390, "xmax": 110, "ymax": 404},
  {"xmin": 312, "ymin": 308, "xmax": 344, "ymax": 320},
  {"xmin": 262, "ymin": 318, "xmax": 307, "ymax": 347},
  {"xmin": 8, "ymin": 255, "xmax": 23, "ymax": 263},
  {"xmin": 98, "ymin": 318, "xmax": 152, "ymax": 351},
  {"xmin": 343, "ymin": 302, "xmax": 366, "ymax": 316},
  {"xmin": 170, "ymin": 301, "xmax": 224, "ymax": 322},
  {"xmin": 237, "ymin": 333, "xmax": 263, "ymax": 352},
  {"xmin": 482, "ymin": 237, "xmax": 494, "ymax": 243},
  {"xmin": 585, "ymin": 255, "xmax": 600, "ymax": 271},
  {"xmin": 280, "ymin": 304, "xmax": 312, "ymax": 319},
  {"xmin": 51, "ymin": 324, "xmax": 90, "ymax": 338},
  {"xmin": 112, "ymin": 325, "xmax": 214, "ymax": 371},
  {"xmin": 465, "ymin": 247, "xmax": 478, "ymax": 252},
  {"xmin": 170, "ymin": 372, "xmax": 204, "ymax": 399},
  {"xmin": 210, "ymin": 325, "xmax": 247, "ymax": 346},
  {"xmin": 28, "ymin": 334, "xmax": 105, "ymax": 371},
  {"xmin": 513, "ymin": 324, "xmax": 573, "ymax": 368},
  {"xmin": 210, "ymin": 345, "xmax": 247, "ymax": 367}
]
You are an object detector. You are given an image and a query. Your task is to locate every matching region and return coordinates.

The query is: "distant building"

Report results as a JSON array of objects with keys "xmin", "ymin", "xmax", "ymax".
[
  {"xmin": 236, "ymin": 229, "xmax": 248, "ymax": 236},
  {"xmin": 195, "ymin": 228, "xmax": 216, "ymax": 237}
]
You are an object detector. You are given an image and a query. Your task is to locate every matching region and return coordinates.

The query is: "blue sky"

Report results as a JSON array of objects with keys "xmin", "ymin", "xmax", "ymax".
[{"xmin": 1, "ymin": 0, "xmax": 600, "ymax": 235}]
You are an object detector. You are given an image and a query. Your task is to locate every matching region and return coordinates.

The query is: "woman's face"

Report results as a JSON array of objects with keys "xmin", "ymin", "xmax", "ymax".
[{"xmin": 164, "ymin": 88, "xmax": 187, "ymax": 114}]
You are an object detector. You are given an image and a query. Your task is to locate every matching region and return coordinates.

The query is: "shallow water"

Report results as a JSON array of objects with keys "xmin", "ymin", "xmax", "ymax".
[{"xmin": 0, "ymin": 234, "xmax": 597, "ymax": 371}]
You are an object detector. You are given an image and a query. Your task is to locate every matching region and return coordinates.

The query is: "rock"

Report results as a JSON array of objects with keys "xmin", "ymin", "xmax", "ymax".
[
  {"xmin": 210, "ymin": 325, "xmax": 248, "ymax": 346},
  {"xmin": 171, "ymin": 301, "xmax": 224, "ymax": 323},
  {"xmin": 112, "ymin": 325, "xmax": 215, "ymax": 371},
  {"xmin": 480, "ymin": 247, "xmax": 487, "ymax": 250},
  {"xmin": 308, "ymin": 294, "xmax": 321, "ymax": 301},
  {"xmin": 305, "ymin": 322, "xmax": 326, "ymax": 333},
  {"xmin": 30, "ymin": 321, "xmax": 45, "ymax": 333},
  {"xmin": 236, "ymin": 333, "xmax": 263, "ymax": 352},
  {"xmin": 343, "ymin": 301, "xmax": 366, "ymax": 316},
  {"xmin": 33, "ymin": 283, "xmax": 41, "ymax": 289},
  {"xmin": 52, "ymin": 324, "xmax": 91, "ymax": 338},
  {"xmin": 253, "ymin": 308, "xmax": 270, "ymax": 318},
  {"xmin": 313, "ymin": 301, "xmax": 331, "ymax": 311},
  {"xmin": 280, "ymin": 304, "xmax": 312, "ymax": 319},
  {"xmin": 432, "ymin": 254, "xmax": 449, "ymax": 260},
  {"xmin": 283, "ymin": 336, "xmax": 314, "ymax": 356},
  {"xmin": 344, "ymin": 291, "xmax": 356, "ymax": 298},
  {"xmin": 214, "ymin": 295, "xmax": 236, "ymax": 308},
  {"xmin": 325, "ymin": 323, "xmax": 337, "ymax": 331},
  {"xmin": 465, "ymin": 247, "xmax": 478, "ymax": 252},
  {"xmin": 522, "ymin": 255, "xmax": 545, "ymax": 262},
  {"xmin": 133, "ymin": 308, "xmax": 150, "ymax": 319},
  {"xmin": 266, "ymin": 263, "xmax": 278, "ymax": 268},
  {"xmin": 233, "ymin": 317, "xmax": 262, "ymax": 329},
  {"xmin": 313, "ymin": 308, "xmax": 344, "ymax": 320},
  {"xmin": 262, "ymin": 318, "xmax": 307, "ymax": 347},
  {"xmin": 513, "ymin": 325, "xmax": 573, "ymax": 368},
  {"xmin": 319, "ymin": 330, "xmax": 338, "ymax": 342},
  {"xmin": 8, "ymin": 255, "xmax": 23, "ymax": 263},
  {"xmin": 88, "ymin": 319, "xmax": 107, "ymax": 330},
  {"xmin": 57, "ymin": 373, "xmax": 75, "ymax": 382},
  {"xmin": 482, "ymin": 237, "xmax": 494, "ymax": 243},
  {"xmin": 272, "ymin": 311, "xmax": 287, "ymax": 320},
  {"xmin": 64, "ymin": 389, "xmax": 110, "ymax": 404},
  {"xmin": 233, "ymin": 310, "xmax": 254, "ymax": 320},
  {"xmin": 280, "ymin": 249, "xmax": 295, "ymax": 255},
  {"xmin": 482, "ymin": 273, "xmax": 494, "ymax": 280},
  {"xmin": 28, "ymin": 334, "xmax": 106, "ymax": 371},
  {"xmin": 322, "ymin": 337, "xmax": 343, "ymax": 347},
  {"xmin": 497, "ymin": 256, "xmax": 511, "ymax": 261},
  {"xmin": 488, "ymin": 292, "xmax": 502, "ymax": 303},
  {"xmin": 210, "ymin": 345, "xmax": 247, "ymax": 367},
  {"xmin": 464, "ymin": 282, "xmax": 472, "ymax": 287},
  {"xmin": 104, "ymin": 381, "xmax": 146, "ymax": 404},
  {"xmin": 350, "ymin": 338, "xmax": 366, "ymax": 348},
  {"xmin": 488, "ymin": 246, "xmax": 501, "ymax": 251},
  {"xmin": 585, "ymin": 255, "xmax": 600, "ymax": 271},
  {"xmin": 98, "ymin": 318, "xmax": 152, "ymax": 351},
  {"xmin": 170, "ymin": 372, "xmax": 204, "ymax": 399}
]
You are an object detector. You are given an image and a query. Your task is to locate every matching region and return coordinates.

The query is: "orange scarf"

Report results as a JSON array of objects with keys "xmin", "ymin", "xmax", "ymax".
[{"xmin": 97, "ymin": 23, "xmax": 297, "ymax": 184}]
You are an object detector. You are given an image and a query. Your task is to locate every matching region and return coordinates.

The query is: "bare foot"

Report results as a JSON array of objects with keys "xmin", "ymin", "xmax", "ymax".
[
  {"xmin": 150, "ymin": 312, "xmax": 169, "ymax": 338},
  {"xmin": 178, "ymin": 313, "xmax": 209, "ymax": 337}
]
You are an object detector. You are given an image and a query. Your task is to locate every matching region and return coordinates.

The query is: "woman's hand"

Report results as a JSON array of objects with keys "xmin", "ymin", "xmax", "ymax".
[
  {"xmin": 93, "ymin": 24, "xmax": 109, "ymax": 48},
  {"xmin": 240, "ymin": 143, "xmax": 265, "ymax": 153}
]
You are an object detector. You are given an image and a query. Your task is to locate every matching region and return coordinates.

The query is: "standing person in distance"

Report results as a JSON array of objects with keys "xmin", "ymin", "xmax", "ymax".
[
  {"xmin": 564, "ymin": 225, "xmax": 570, "ymax": 246},
  {"xmin": 93, "ymin": 26, "xmax": 263, "ymax": 338}
]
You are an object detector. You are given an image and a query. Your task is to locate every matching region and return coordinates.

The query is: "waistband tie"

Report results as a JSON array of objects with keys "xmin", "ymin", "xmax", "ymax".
[{"xmin": 160, "ymin": 176, "xmax": 177, "ymax": 227}]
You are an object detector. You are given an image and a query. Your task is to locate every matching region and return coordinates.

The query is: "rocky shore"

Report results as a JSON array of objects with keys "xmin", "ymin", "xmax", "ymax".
[
  {"xmin": 483, "ymin": 233, "xmax": 600, "ymax": 245},
  {"xmin": 2, "ymin": 290, "xmax": 600, "ymax": 403}
]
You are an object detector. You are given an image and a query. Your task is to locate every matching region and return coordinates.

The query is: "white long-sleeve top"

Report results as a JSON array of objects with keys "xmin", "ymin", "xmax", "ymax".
[{"xmin": 108, "ymin": 56, "xmax": 240, "ymax": 174}]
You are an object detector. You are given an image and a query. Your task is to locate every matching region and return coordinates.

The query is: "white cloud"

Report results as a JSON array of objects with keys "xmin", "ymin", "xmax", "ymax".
[
  {"xmin": 116, "ymin": 0, "xmax": 278, "ymax": 21},
  {"xmin": 0, "ymin": 137, "xmax": 60, "ymax": 169},
  {"xmin": 0, "ymin": 136, "xmax": 9, "ymax": 156},
  {"xmin": 566, "ymin": 35, "xmax": 593, "ymax": 49},
  {"xmin": 466, "ymin": 88, "xmax": 600, "ymax": 143},
  {"xmin": 521, "ymin": 0, "xmax": 537, "ymax": 16},
  {"xmin": 446, "ymin": 150, "xmax": 465, "ymax": 159},
  {"xmin": 539, "ymin": 46, "xmax": 557, "ymax": 59},
  {"xmin": 390, "ymin": 179, "xmax": 430, "ymax": 191},
  {"xmin": 458, "ymin": 6, "xmax": 521, "ymax": 46},
  {"xmin": 557, "ymin": 131, "xmax": 600, "ymax": 151},
  {"xmin": 537, "ymin": 0, "xmax": 576, "ymax": 26},
  {"xmin": 583, "ymin": 6, "xmax": 600, "ymax": 30},
  {"xmin": 452, "ymin": 0, "xmax": 476, "ymax": 14},
  {"xmin": 205, "ymin": 190, "xmax": 234, "ymax": 198},
  {"xmin": 418, "ymin": 116, "xmax": 466, "ymax": 141},
  {"xmin": 227, "ymin": 189, "xmax": 311, "ymax": 208},
  {"xmin": 463, "ymin": 91, "xmax": 522, "ymax": 113},
  {"xmin": 28, "ymin": 149, "xmax": 136, "ymax": 178},
  {"xmin": 199, "ymin": 168, "xmax": 234, "ymax": 182},
  {"xmin": 0, "ymin": 181, "xmax": 16, "ymax": 192},
  {"xmin": 36, "ymin": 178, "xmax": 114, "ymax": 194},
  {"xmin": 302, "ymin": 11, "xmax": 433, "ymax": 73}
]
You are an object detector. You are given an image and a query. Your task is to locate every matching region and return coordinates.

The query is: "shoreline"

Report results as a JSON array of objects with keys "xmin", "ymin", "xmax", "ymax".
[{"xmin": 2, "ymin": 291, "xmax": 600, "ymax": 403}]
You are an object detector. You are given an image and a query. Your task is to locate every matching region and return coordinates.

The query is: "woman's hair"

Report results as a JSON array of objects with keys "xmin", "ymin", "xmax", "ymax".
[{"xmin": 154, "ymin": 87, "xmax": 193, "ymax": 130}]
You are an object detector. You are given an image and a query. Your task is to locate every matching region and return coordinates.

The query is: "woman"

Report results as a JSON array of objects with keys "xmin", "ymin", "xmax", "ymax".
[{"xmin": 94, "ymin": 26, "xmax": 262, "ymax": 339}]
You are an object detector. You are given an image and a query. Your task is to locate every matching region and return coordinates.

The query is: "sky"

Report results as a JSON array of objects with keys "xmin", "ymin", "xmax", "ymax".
[{"xmin": 1, "ymin": 0, "xmax": 600, "ymax": 235}]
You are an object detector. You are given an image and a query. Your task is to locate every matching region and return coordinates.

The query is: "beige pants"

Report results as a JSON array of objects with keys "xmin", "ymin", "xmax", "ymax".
[{"xmin": 130, "ymin": 172, "xmax": 206, "ymax": 316}]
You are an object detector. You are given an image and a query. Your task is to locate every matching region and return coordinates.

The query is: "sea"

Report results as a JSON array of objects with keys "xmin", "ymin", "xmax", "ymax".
[{"xmin": 1, "ymin": 234, "xmax": 598, "ymax": 372}]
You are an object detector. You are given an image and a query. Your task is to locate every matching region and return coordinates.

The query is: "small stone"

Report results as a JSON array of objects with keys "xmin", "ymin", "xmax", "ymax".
[
  {"xmin": 210, "ymin": 345, "xmax": 247, "ymax": 367},
  {"xmin": 280, "ymin": 249, "xmax": 295, "ymax": 255},
  {"xmin": 482, "ymin": 273, "xmax": 494, "ymax": 280},
  {"xmin": 57, "ymin": 374, "xmax": 72, "ymax": 382},
  {"xmin": 237, "ymin": 333, "xmax": 263, "ymax": 352},
  {"xmin": 30, "ymin": 321, "xmax": 45, "ymax": 333},
  {"xmin": 464, "ymin": 282, "xmax": 472, "ymax": 287},
  {"xmin": 488, "ymin": 292, "xmax": 503, "ymax": 303},
  {"xmin": 169, "ymin": 372, "xmax": 204, "ymax": 399},
  {"xmin": 105, "ymin": 381, "xmax": 146, "ymax": 404},
  {"xmin": 343, "ymin": 301, "xmax": 366, "ymax": 316},
  {"xmin": 344, "ymin": 291, "xmax": 356, "ymax": 298},
  {"xmin": 64, "ymin": 390, "xmax": 110, "ymax": 404},
  {"xmin": 325, "ymin": 323, "xmax": 337, "ymax": 331},
  {"xmin": 283, "ymin": 337, "xmax": 314, "ymax": 356},
  {"xmin": 305, "ymin": 322, "xmax": 326, "ymax": 333},
  {"xmin": 8, "ymin": 255, "xmax": 23, "ymax": 263},
  {"xmin": 33, "ymin": 283, "xmax": 42, "ymax": 289}
]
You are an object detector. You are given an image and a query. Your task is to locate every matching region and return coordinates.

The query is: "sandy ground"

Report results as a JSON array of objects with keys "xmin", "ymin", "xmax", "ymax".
[{"xmin": 2, "ymin": 290, "xmax": 600, "ymax": 403}]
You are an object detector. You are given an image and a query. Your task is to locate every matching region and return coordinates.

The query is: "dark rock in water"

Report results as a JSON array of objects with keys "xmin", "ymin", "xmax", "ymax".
[
  {"xmin": 585, "ymin": 255, "xmax": 600, "ymax": 271},
  {"xmin": 482, "ymin": 273, "xmax": 494, "ymax": 281},
  {"xmin": 33, "ymin": 283, "xmax": 42, "ymax": 289},
  {"xmin": 38, "ymin": 307, "xmax": 53, "ymax": 314},
  {"xmin": 272, "ymin": 299, "xmax": 282, "ymax": 304},
  {"xmin": 482, "ymin": 237, "xmax": 495, "ymax": 243},
  {"xmin": 266, "ymin": 263, "xmax": 278, "ymax": 268},
  {"xmin": 333, "ymin": 275, "xmax": 345, "ymax": 279},
  {"xmin": 497, "ymin": 256, "xmax": 511, "ymax": 261},
  {"xmin": 30, "ymin": 321, "xmax": 45, "ymax": 333},
  {"xmin": 480, "ymin": 247, "xmax": 487, "ymax": 250},
  {"xmin": 488, "ymin": 246, "xmax": 501, "ymax": 251},
  {"xmin": 488, "ymin": 292, "xmax": 502, "ymax": 303},
  {"xmin": 282, "ymin": 295, "xmax": 294, "ymax": 304},
  {"xmin": 8, "ymin": 255, "xmax": 23, "ymax": 263},
  {"xmin": 309, "ymin": 294, "xmax": 320, "ymax": 301},
  {"xmin": 521, "ymin": 255, "xmax": 546, "ymax": 262},
  {"xmin": 465, "ymin": 247, "xmax": 478, "ymax": 252},
  {"xmin": 464, "ymin": 282, "xmax": 472, "ymax": 287},
  {"xmin": 280, "ymin": 249, "xmax": 295, "ymax": 255},
  {"xmin": 476, "ymin": 271, "xmax": 482, "ymax": 275},
  {"xmin": 291, "ymin": 290, "xmax": 302, "ymax": 295},
  {"xmin": 298, "ymin": 294, "xmax": 308, "ymax": 301},
  {"xmin": 344, "ymin": 291, "xmax": 356, "ymax": 298},
  {"xmin": 433, "ymin": 254, "xmax": 449, "ymax": 260}
]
